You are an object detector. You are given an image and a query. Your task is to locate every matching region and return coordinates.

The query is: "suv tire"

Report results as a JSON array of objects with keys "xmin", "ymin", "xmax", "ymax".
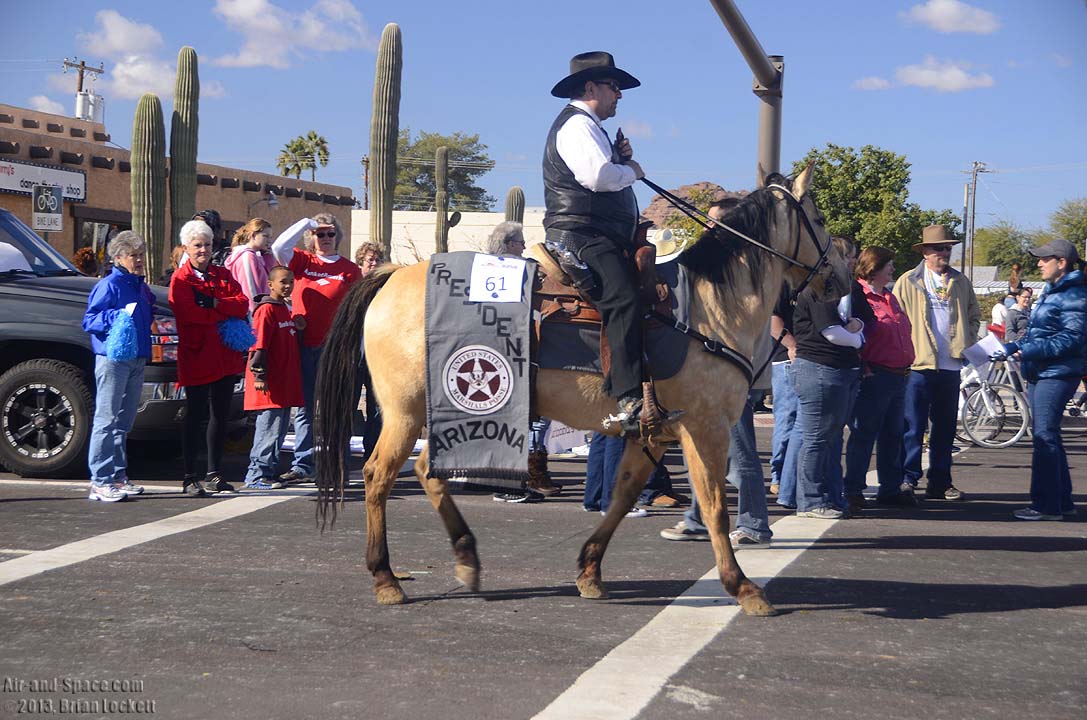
[{"xmin": 0, "ymin": 359, "xmax": 93, "ymax": 478}]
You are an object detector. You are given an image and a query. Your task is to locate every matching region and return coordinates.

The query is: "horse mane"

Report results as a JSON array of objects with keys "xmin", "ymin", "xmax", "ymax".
[{"xmin": 678, "ymin": 172, "xmax": 791, "ymax": 287}]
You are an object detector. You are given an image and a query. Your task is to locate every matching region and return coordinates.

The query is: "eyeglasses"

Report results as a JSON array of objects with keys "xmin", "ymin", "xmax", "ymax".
[
  {"xmin": 315, "ymin": 231, "xmax": 337, "ymax": 239},
  {"xmin": 927, "ymin": 244, "xmax": 953, "ymax": 253},
  {"xmin": 595, "ymin": 79, "xmax": 621, "ymax": 94}
]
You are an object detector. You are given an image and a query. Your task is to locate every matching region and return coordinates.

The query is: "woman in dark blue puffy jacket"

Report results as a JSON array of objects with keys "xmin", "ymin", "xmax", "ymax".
[
  {"xmin": 1003, "ymin": 239, "xmax": 1087, "ymax": 521},
  {"xmin": 82, "ymin": 231, "xmax": 154, "ymax": 503}
]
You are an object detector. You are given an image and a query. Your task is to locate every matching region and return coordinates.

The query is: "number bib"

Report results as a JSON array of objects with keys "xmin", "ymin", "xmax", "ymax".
[{"xmin": 468, "ymin": 254, "xmax": 526, "ymax": 303}]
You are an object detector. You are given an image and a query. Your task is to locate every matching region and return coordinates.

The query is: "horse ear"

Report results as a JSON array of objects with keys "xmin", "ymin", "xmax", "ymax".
[{"xmin": 794, "ymin": 162, "xmax": 815, "ymax": 198}]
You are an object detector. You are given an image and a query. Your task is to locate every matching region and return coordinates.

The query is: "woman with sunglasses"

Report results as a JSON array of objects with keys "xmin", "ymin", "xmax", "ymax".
[
  {"xmin": 272, "ymin": 213, "xmax": 361, "ymax": 483},
  {"xmin": 1000, "ymin": 239, "xmax": 1086, "ymax": 520}
]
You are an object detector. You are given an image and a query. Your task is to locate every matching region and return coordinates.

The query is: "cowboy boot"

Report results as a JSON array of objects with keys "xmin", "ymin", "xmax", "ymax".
[{"xmin": 526, "ymin": 450, "xmax": 560, "ymax": 496}]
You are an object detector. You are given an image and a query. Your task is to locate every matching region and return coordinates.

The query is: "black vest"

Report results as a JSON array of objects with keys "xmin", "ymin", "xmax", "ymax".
[{"xmin": 542, "ymin": 105, "xmax": 637, "ymax": 247}]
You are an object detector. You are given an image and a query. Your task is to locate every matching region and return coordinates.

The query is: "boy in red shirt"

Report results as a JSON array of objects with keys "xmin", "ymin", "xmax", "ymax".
[{"xmin": 244, "ymin": 267, "xmax": 304, "ymax": 489}]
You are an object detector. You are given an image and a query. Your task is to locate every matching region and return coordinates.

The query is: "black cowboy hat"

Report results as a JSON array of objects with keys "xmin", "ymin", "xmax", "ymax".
[{"xmin": 551, "ymin": 51, "xmax": 641, "ymax": 99}]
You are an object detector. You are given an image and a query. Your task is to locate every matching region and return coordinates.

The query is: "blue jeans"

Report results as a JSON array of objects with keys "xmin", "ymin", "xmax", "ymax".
[
  {"xmin": 291, "ymin": 343, "xmax": 323, "ymax": 475},
  {"xmin": 88, "ymin": 356, "xmax": 145, "ymax": 486},
  {"xmin": 902, "ymin": 369, "xmax": 960, "ymax": 491},
  {"xmin": 770, "ymin": 361, "xmax": 798, "ymax": 491},
  {"xmin": 584, "ymin": 433, "xmax": 624, "ymax": 512},
  {"xmin": 685, "ymin": 390, "xmax": 772, "ymax": 540},
  {"xmin": 246, "ymin": 407, "xmax": 291, "ymax": 484},
  {"xmin": 530, "ymin": 418, "xmax": 551, "ymax": 453},
  {"xmin": 1027, "ymin": 378, "xmax": 1078, "ymax": 515},
  {"xmin": 845, "ymin": 368, "xmax": 908, "ymax": 499},
  {"xmin": 794, "ymin": 357, "xmax": 859, "ymax": 512}
]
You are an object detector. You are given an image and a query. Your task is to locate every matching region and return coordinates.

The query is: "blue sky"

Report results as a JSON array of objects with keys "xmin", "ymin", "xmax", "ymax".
[{"xmin": 4, "ymin": 0, "xmax": 1084, "ymax": 232}]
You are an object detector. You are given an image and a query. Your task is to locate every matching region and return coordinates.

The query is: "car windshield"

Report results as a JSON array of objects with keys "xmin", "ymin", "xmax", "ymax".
[{"xmin": 0, "ymin": 211, "xmax": 79, "ymax": 276}]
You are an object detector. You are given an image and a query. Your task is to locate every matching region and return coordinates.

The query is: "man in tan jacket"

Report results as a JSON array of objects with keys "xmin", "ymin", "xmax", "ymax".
[{"xmin": 892, "ymin": 225, "xmax": 980, "ymax": 500}]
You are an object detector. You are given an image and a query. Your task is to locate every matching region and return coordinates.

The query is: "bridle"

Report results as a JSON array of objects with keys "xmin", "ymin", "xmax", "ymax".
[{"xmin": 639, "ymin": 176, "xmax": 837, "ymax": 385}]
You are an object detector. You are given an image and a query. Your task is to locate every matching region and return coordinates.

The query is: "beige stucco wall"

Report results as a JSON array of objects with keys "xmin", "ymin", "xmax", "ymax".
[
  {"xmin": 0, "ymin": 103, "xmax": 354, "ymax": 267},
  {"xmin": 350, "ymin": 208, "xmax": 546, "ymax": 264}
]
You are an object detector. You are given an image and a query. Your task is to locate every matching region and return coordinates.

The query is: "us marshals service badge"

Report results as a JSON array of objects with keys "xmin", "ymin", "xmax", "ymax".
[{"xmin": 442, "ymin": 344, "xmax": 514, "ymax": 415}]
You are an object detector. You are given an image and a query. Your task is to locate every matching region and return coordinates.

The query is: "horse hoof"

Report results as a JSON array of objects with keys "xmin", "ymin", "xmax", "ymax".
[
  {"xmin": 576, "ymin": 577, "xmax": 609, "ymax": 600},
  {"xmin": 375, "ymin": 584, "xmax": 407, "ymax": 605},
  {"xmin": 739, "ymin": 593, "xmax": 777, "ymax": 617},
  {"xmin": 454, "ymin": 564, "xmax": 481, "ymax": 592}
]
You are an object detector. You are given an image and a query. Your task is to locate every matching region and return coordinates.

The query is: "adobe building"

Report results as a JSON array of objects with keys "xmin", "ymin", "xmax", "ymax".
[{"xmin": 0, "ymin": 103, "xmax": 354, "ymax": 266}]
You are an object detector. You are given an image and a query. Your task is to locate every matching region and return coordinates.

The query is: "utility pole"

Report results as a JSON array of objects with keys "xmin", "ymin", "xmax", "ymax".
[
  {"xmin": 963, "ymin": 161, "xmax": 989, "ymax": 281},
  {"xmin": 960, "ymin": 183, "xmax": 969, "ymax": 274},
  {"xmin": 361, "ymin": 156, "xmax": 370, "ymax": 210},
  {"xmin": 62, "ymin": 58, "xmax": 104, "ymax": 92}
]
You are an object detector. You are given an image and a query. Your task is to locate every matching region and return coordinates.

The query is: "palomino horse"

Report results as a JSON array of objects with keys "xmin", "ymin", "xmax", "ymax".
[{"xmin": 315, "ymin": 166, "xmax": 849, "ymax": 616}]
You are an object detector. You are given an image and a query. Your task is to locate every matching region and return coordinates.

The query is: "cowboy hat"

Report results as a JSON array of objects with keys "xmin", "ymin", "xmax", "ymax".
[
  {"xmin": 648, "ymin": 229, "xmax": 685, "ymax": 265},
  {"xmin": 551, "ymin": 51, "xmax": 641, "ymax": 99},
  {"xmin": 912, "ymin": 224, "xmax": 962, "ymax": 252}
]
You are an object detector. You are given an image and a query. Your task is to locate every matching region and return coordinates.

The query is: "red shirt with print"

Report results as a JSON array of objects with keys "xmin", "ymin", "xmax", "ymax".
[
  {"xmin": 168, "ymin": 261, "xmax": 249, "ymax": 387},
  {"xmin": 287, "ymin": 249, "xmax": 361, "ymax": 347},
  {"xmin": 244, "ymin": 299, "xmax": 303, "ymax": 411},
  {"xmin": 858, "ymin": 278, "xmax": 916, "ymax": 370}
]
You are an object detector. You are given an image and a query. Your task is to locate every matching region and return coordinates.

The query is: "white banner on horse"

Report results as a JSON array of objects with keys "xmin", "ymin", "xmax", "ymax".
[{"xmin": 543, "ymin": 420, "xmax": 593, "ymax": 455}]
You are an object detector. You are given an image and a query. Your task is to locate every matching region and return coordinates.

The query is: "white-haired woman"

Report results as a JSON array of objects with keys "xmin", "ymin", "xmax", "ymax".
[
  {"xmin": 82, "ymin": 231, "xmax": 155, "ymax": 502},
  {"xmin": 169, "ymin": 220, "xmax": 250, "ymax": 497},
  {"xmin": 486, "ymin": 221, "xmax": 526, "ymax": 256},
  {"xmin": 271, "ymin": 212, "xmax": 361, "ymax": 482}
]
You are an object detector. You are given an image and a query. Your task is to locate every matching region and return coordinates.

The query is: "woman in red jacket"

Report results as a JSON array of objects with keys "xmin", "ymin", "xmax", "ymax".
[{"xmin": 170, "ymin": 219, "xmax": 250, "ymax": 497}]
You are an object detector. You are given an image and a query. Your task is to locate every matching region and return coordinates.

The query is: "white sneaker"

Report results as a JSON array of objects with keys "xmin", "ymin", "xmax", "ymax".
[
  {"xmin": 601, "ymin": 507, "xmax": 648, "ymax": 518},
  {"xmin": 117, "ymin": 479, "xmax": 144, "ymax": 496},
  {"xmin": 88, "ymin": 484, "xmax": 127, "ymax": 503}
]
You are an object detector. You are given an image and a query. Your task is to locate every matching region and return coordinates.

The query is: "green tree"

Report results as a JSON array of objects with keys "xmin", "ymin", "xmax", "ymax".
[
  {"xmin": 390, "ymin": 128, "xmax": 495, "ymax": 211},
  {"xmin": 973, "ymin": 220, "xmax": 1035, "ymax": 276},
  {"xmin": 1050, "ymin": 197, "xmax": 1087, "ymax": 246},
  {"xmin": 276, "ymin": 137, "xmax": 306, "ymax": 179},
  {"xmin": 791, "ymin": 143, "xmax": 961, "ymax": 270},
  {"xmin": 300, "ymin": 130, "xmax": 329, "ymax": 181}
]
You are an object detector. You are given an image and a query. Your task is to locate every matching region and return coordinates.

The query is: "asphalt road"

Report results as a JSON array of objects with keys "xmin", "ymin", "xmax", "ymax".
[{"xmin": 1, "ymin": 424, "xmax": 1084, "ymax": 720}]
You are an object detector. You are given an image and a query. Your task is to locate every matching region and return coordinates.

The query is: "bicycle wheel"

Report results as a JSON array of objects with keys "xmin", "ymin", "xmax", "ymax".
[{"xmin": 960, "ymin": 383, "xmax": 1030, "ymax": 448}]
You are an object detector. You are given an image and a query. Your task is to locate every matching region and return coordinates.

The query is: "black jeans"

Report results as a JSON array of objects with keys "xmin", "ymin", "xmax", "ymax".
[
  {"xmin": 577, "ymin": 235, "xmax": 642, "ymax": 399},
  {"xmin": 183, "ymin": 375, "xmax": 237, "ymax": 477}
]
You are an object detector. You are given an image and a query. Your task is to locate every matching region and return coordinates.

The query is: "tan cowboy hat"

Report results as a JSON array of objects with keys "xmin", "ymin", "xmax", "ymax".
[
  {"xmin": 649, "ymin": 229, "xmax": 685, "ymax": 264},
  {"xmin": 551, "ymin": 51, "xmax": 641, "ymax": 99},
  {"xmin": 912, "ymin": 224, "xmax": 962, "ymax": 252}
]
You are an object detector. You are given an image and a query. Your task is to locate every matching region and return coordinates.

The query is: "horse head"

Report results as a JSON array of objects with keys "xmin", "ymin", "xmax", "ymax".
[{"xmin": 764, "ymin": 162, "xmax": 850, "ymax": 303}]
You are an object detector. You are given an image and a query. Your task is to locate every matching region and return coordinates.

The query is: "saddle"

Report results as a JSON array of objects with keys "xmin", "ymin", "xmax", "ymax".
[{"xmin": 525, "ymin": 235, "xmax": 679, "ymax": 442}]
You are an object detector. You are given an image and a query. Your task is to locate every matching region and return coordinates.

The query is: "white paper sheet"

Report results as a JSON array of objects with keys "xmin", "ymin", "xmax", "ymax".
[
  {"xmin": 963, "ymin": 333, "xmax": 1006, "ymax": 378},
  {"xmin": 468, "ymin": 254, "xmax": 526, "ymax": 303}
]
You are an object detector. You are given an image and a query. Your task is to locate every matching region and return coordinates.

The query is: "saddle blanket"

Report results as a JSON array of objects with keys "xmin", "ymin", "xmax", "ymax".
[{"xmin": 425, "ymin": 252, "xmax": 534, "ymax": 488}]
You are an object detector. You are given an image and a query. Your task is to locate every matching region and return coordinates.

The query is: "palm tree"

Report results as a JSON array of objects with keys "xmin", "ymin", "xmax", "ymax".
[
  {"xmin": 276, "ymin": 138, "xmax": 305, "ymax": 179},
  {"xmin": 301, "ymin": 130, "xmax": 329, "ymax": 181}
]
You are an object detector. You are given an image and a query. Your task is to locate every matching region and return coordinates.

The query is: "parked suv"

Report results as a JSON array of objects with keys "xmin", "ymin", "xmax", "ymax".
[{"xmin": 0, "ymin": 208, "xmax": 242, "ymax": 478}]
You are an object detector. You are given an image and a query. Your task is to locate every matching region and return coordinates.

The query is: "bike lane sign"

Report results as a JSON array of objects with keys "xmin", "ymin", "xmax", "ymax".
[{"xmin": 32, "ymin": 184, "xmax": 63, "ymax": 232}]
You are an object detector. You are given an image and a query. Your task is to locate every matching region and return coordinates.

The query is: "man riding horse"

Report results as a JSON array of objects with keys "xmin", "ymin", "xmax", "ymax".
[{"xmin": 542, "ymin": 51, "xmax": 682, "ymax": 434}]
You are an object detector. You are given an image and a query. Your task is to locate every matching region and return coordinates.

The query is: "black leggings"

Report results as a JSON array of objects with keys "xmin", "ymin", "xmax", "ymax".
[{"xmin": 183, "ymin": 375, "xmax": 237, "ymax": 477}]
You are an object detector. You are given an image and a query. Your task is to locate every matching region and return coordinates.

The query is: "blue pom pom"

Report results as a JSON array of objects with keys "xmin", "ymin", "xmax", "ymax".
[
  {"xmin": 218, "ymin": 317, "xmax": 256, "ymax": 353},
  {"xmin": 105, "ymin": 312, "xmax": 138, "ymax": 361}
]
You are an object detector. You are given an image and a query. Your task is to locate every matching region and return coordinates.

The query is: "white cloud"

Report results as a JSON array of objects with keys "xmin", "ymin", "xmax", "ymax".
[
  {"xmin": 212, "ymin": 0, "xmax": 377, "ymax": 69},
  {"xmin": 1051, "ymin": 53, "xmax": 1073, "ymax": 68},
  {"xmin": 109, "ymin": 55, "xmax": 176, "ymax": 100},
  {"xmin": 47, "ymin": 73, "xmax": 78, "ymax": 94},
  {"xmin": 621, "ymin": 119, "xmax": 653, "ymax": 139},
  {"xmin": 77, "ymin": 10, "xmax": 163, "ymax": 57},
  {"xmin": 853, "ymin": 76, "xmax": 892, "ymax": 91},
  {"xmin": 900, "ymin": 0, "xmax": 1000, "ymax": 34},
  {"xmin": 895, "ymin": 56, "xmax": 994, "ymax": 92},
  {"xmin": 28, "ymin": 95, "xmax": 67, "ymax": 115},
  {"xmin": 203, "ymin": 80, "xmax": 227, "ymax": 98}
]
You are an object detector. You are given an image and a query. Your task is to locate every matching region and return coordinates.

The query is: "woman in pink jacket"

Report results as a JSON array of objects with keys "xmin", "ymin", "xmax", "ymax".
[
  {"xmin": 844, "ymin": 246, "xmax": 917, "ymax": 508},
  {"xmin": 225, "ymin": 218, "xmax": 278, "ymax": 314}
]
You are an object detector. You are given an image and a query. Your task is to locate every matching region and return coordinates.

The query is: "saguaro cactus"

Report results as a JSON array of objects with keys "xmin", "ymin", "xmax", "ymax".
[
  {"xmin": 505, "ymin": 186, "xmax": 525, "ymax": 223},
  {"xmin": 369, "ymin": 23, "xmax": 402, "ymax": 256},
  {"xmin": 434, "ymin": 146, "xmax": 450, "ymax": 253},
  {"xmin": 169, "ymin": 46, "xmax": 200, "ymax": 247},
  {"xmin": 131, "ymin": 94, "xmax": 167, "ymax": 280}
]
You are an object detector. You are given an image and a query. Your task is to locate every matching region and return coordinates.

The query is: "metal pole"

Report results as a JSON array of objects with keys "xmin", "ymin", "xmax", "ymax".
[
  {"xmin": 968, "ymin": 163, "xmax": 981, "ymax": 281},
  {"xmin": 960, "ymin": 183, "xmax": 969, "ymax": 274},
  {"xmin": 706, "ymin": 0, "xmax": 783, "ymax": 186}
]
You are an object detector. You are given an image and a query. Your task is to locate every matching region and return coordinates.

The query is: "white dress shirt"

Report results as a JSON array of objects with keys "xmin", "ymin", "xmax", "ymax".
[{"xmin": 554, "ymin": 100, "xmax": 637, "ymax": 193}]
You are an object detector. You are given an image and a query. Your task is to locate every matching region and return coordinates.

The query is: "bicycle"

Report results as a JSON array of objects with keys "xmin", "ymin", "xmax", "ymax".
[{"xmin": 958, "ymin": 358, "xmax": 1031, "ymax": 449}]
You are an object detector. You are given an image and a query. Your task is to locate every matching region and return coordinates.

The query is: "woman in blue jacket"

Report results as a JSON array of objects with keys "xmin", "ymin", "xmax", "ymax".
[
  {"xmin": 1003, "ymin": 239, "xmax": 1087, "ymax": 521},
  {"xmin": 81, "ymin": 231, "xmax": 155, "ymax": 502}
]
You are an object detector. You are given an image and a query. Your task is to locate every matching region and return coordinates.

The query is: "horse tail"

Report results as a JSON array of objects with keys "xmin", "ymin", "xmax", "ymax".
[{"xmin": 315, "ymin": 264, "xmax": 401, "ymax": 529}]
